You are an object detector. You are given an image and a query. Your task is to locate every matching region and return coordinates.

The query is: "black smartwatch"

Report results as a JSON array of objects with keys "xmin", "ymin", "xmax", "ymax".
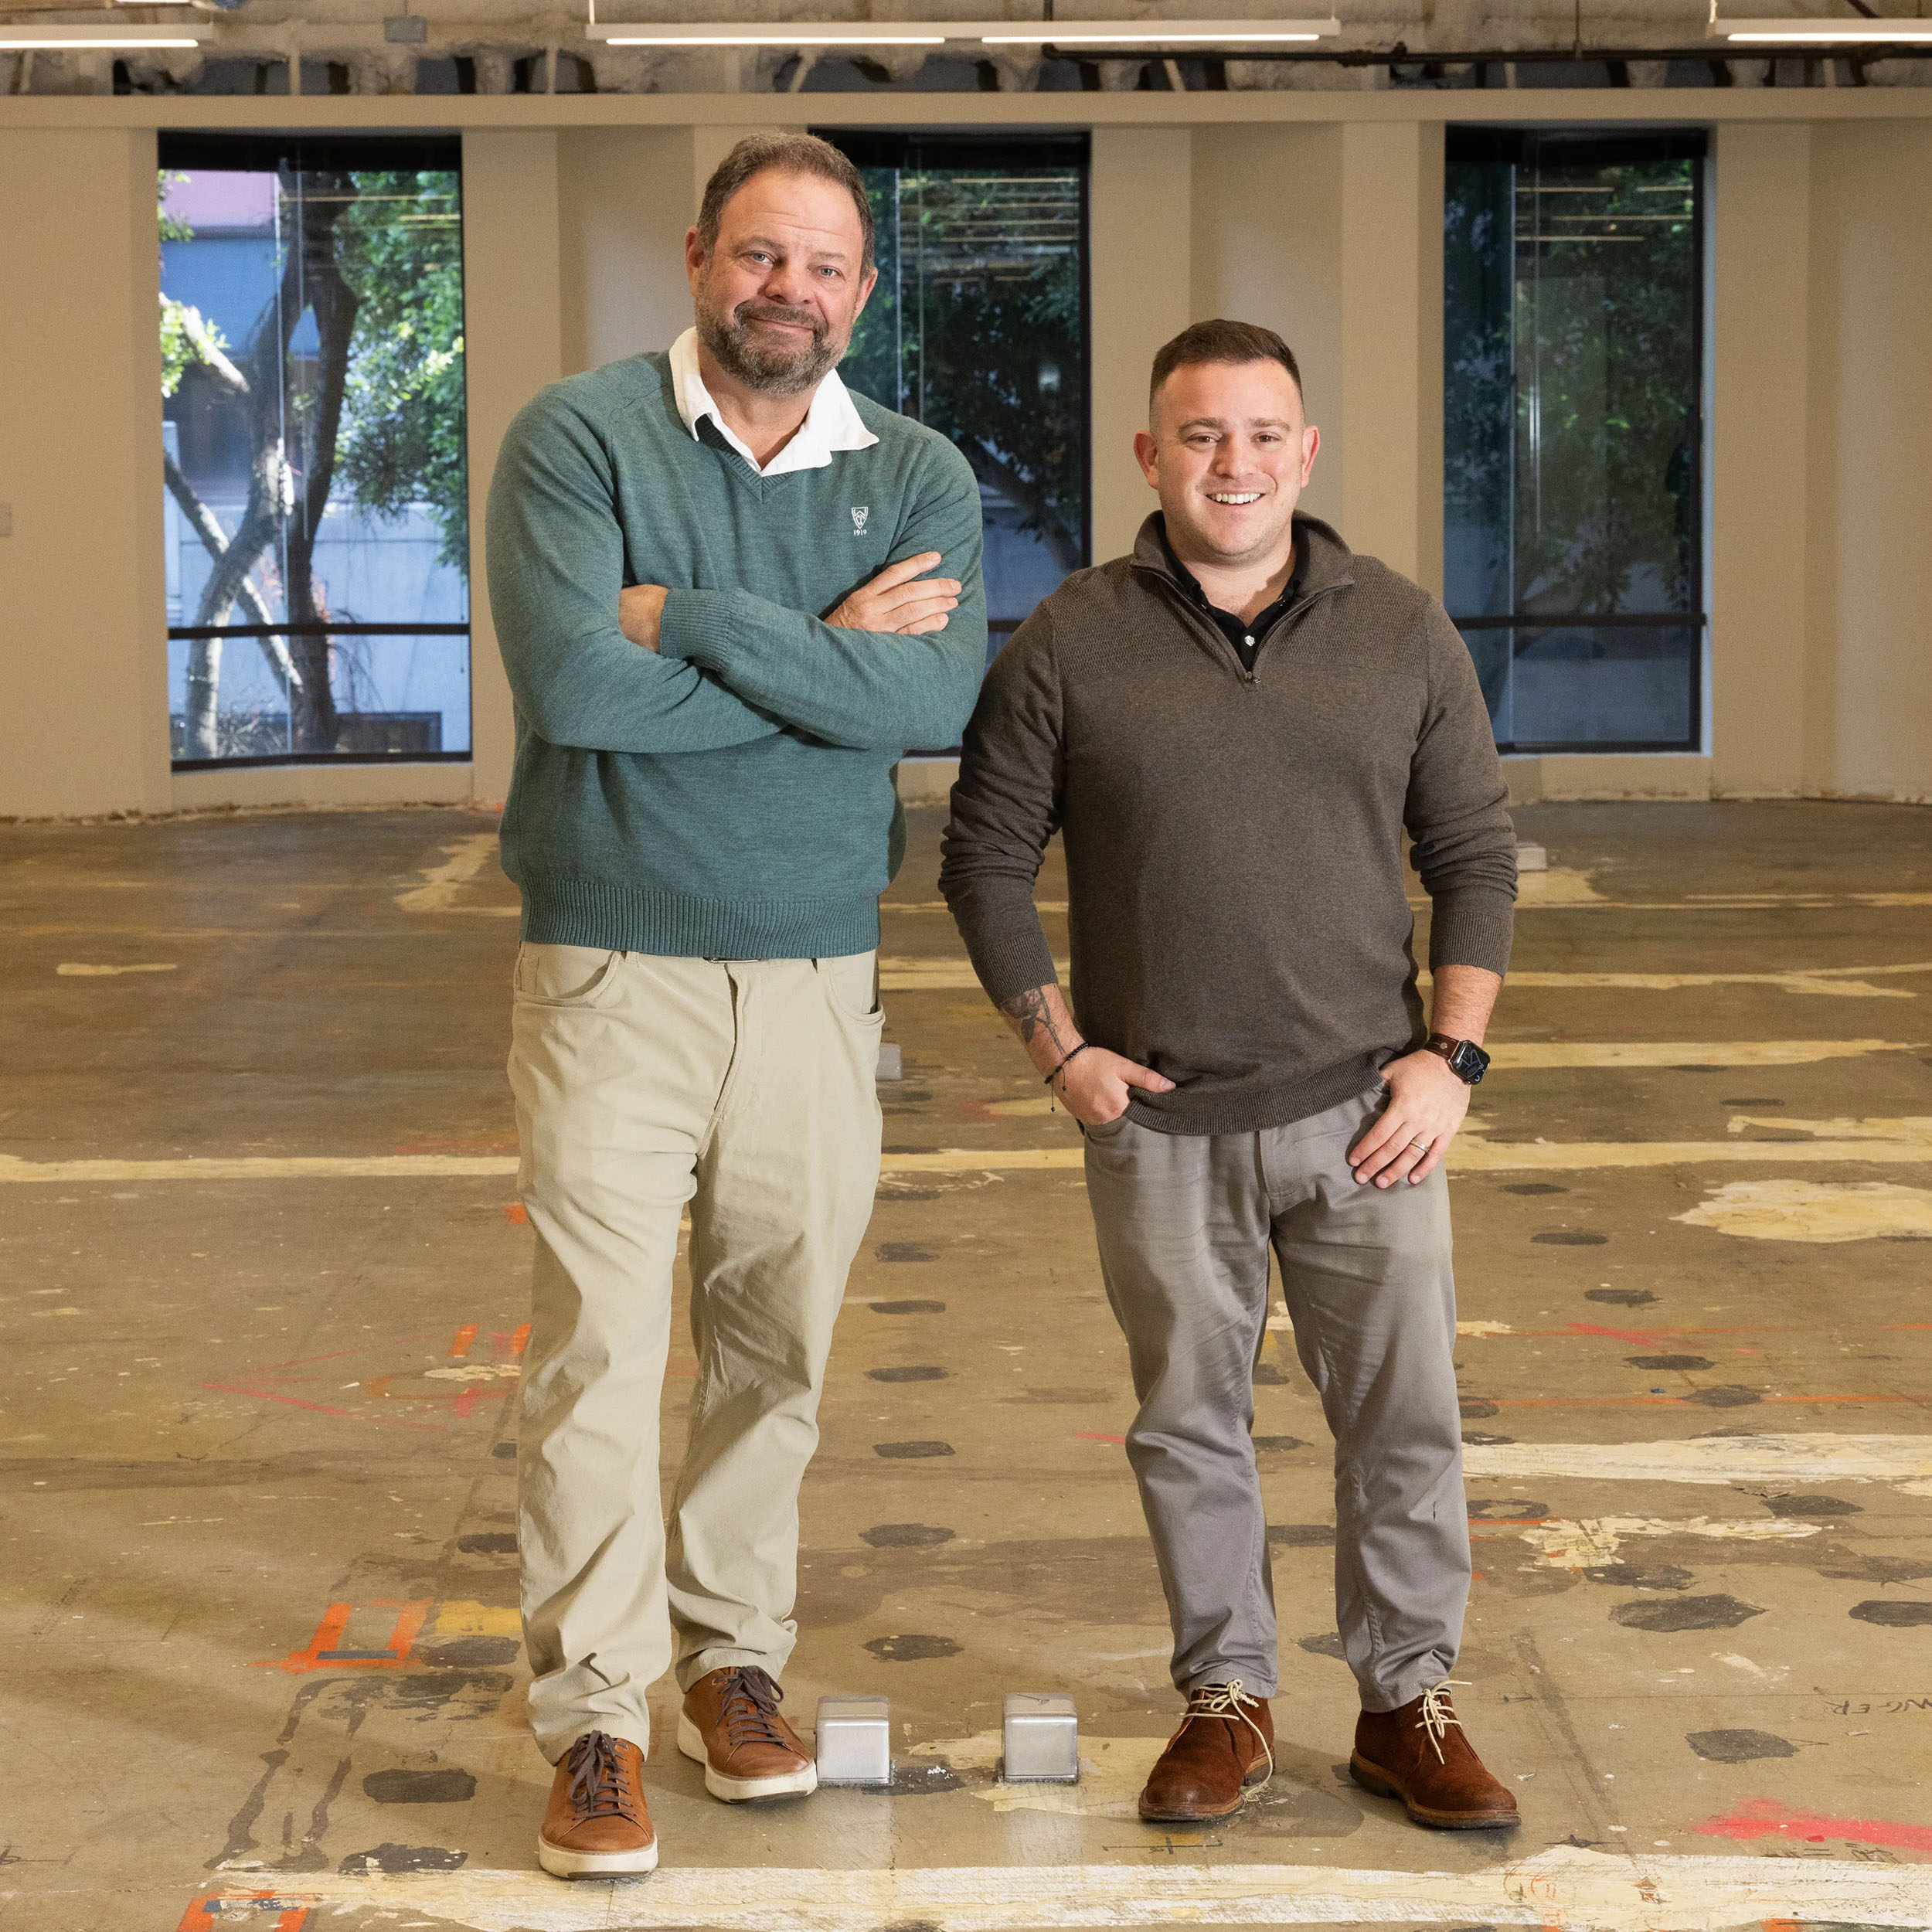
[{"xmin": 1421, "ymin": 1032, "xmax": 1490, "ymax": 1086}]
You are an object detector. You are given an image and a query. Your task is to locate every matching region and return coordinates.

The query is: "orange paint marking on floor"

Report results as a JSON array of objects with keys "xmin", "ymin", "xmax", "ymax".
[
  {"xmin": 500, "ymin": 1200, "xmax": 529, "ymax": 1225},
  {"xmin": 449, "ymin": 1322, "xmax": 480, "ymax": 1359},
  {"xmin": 510, "ymin": 1321, "xmax": 532, "ymax": 1355},
  {"xmin": 252, "ymin": 1600, "xmax": 431, "ymax": 1674},
  {"xmin": 178, "ymin": 1891, "xmax": 315, "ymax": 1930}
]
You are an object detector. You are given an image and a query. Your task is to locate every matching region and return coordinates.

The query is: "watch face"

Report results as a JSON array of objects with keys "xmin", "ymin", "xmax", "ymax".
[{"xmin": 1449, "ymin": 1040, "xmax": 1490, "ymax": 1085}]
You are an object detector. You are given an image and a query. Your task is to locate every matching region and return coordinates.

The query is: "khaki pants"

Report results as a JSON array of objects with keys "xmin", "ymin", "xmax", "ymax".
[
  {"xmin": 1082, "ymin": 1088, "xmax": 1468, "ymax": 1713},
  {"xmin": 507, "ymin": 944, "xmax": 883, "ymax": 1764}
]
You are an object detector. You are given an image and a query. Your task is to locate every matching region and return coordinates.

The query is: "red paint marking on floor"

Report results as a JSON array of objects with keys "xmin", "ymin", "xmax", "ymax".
[
  {"xmin": 253, "ymin": 1600, "xmax": 431, "ymax": 1675},
  {"xmin": 202, "ymin": 1382, "xmax": 445, "ymax": 1433},
  {"xmin": 236, "ymin": 1334, "xmax": 447, "ymax": 1375},
  {"xmin": 1695, "ymin": 1797, "xmax": 1932, "ymax": 1855},
  {"xmin": 510, "ymin": 1321, "xmax": 532, "ymax": 1356},
  {"xmin": 1077, "ymin": 1431, "xmax": 1128, "ymax": 1445},
  {"xmin": 449, "ymin": 1323, "xmax": 480, "ymax": 1359},
  {"xmin": 1566, "ymin": 1321, "xmax": 1665, "ymax": 1345},
  {"xmin": 501, "ymin": 1200, "xmax": 529, "ymax": 1225}
]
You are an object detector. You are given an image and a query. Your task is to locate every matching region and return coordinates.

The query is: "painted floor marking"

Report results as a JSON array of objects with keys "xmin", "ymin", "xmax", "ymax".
[
  {"xmin": 881, "ymin": 957, "xmax": 1932, "ymax": 996},
  {"xmin": 1463, "ymin": 1431, "xmax": 1932, "ymax": 1495},
  {"xmin": 54, "ymin": 960, "xmax": 179, "ymax": 976},
  {"xmin": 1514, "ymin": 1515, "xmax": 1821, "ymax": 1568},
  {"xmin": 12, "ymin": 1120, "xmax": 1932, "ymax": 1185},
  {"xmin": 253, "ymin": 1600, "xmax": 430, "ymax": 1674},
  {"xmin": 1676, "ymin": 1178, "xmax": 1932, "ymax": 1242},
  {"xmin": 194, "ymin": 1845, "xmax": 1932, "ymax": 1932},
  {"xmin": 393, "ymin": 833, "xmax": 504, "ymax": 913},
  {"xmin": 1488, "ymin": 1037, "xmax": 1921, "ymax": 1067}
]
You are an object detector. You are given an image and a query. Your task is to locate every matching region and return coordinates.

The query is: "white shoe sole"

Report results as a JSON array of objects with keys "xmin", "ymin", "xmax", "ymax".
[
  {"xmin": 677, "ymin": 1712, "xmax": 819, "ymax": 1801},
  {"xmin": 536, "ymin": 1831, "xmax": 659, "ymax": 1877}
]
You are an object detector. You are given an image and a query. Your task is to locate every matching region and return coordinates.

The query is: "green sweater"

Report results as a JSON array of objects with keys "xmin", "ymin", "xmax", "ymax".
[{"xmin": 486, "ymin": 352, "xmax": 987, "ymax": 958}]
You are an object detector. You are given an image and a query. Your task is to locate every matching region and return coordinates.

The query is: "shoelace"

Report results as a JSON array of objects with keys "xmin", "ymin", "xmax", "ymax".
[
  {"xmin": 1415, "ymin": 1679, "xmax": 1471, "ymax": 1764},
  {"xmin": 717, "ymin": 1665, "xmax": 792, "ymax": 1751},
  {"xmin": 1177, "ymin": 1676, "xmax": 1275, "ymax": 1780},
  {"xmin": 564, "ymin": 1730, "xmax": 643, "ymax": 1824}
]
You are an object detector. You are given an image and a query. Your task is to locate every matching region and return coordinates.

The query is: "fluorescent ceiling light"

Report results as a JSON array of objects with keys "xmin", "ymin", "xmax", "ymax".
[
  {"xmin": 1708, "ymin": 15, "xmax": 1932, "ymax": 35},
  {"xmin": 587, "ymin": 16, "xmax": 1341, "ymax": 46},
  {"xmin": 589, "ymin": 22, "xmax": 947, "ymax": 42},
  {"xmin": 0, "ymin": 22, "xmax": 208, "ymax": 43},
  {"xmin": 982, "ymin": 15, "xmax": 1338, "ymax": 39}
]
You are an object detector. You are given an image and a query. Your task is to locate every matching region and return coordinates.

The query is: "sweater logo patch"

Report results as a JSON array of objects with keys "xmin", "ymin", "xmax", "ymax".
[{"xmin": 850, "ymin": 505, "xmax": 869, "ymax": 535}]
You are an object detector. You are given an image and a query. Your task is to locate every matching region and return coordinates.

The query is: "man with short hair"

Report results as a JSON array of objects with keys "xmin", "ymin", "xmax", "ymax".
[
  {"xmin": 488, "ymin": 131, "xmax": 985, "ymax": 1875},
  {"xmin": 940, "ymin": 319, "xmax": 1519, "ymax": 1831}
]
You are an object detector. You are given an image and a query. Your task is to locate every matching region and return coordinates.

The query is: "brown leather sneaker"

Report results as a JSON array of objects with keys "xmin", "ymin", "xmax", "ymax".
[
  {"xmin": 679, "ymin": 1664, "xmax": 818, "ymax": 1801},
  {"xmin": 537, "ymin": 1730, "xmax": 658, "ymax": 1877},
  {"xmin": 1350, "ymin": 1681, "xmax": 1519, "ymax": 1829},
  {"xmin": 1138, "ymin": 1680, "xmax": 1275, "ymax": 1821}
]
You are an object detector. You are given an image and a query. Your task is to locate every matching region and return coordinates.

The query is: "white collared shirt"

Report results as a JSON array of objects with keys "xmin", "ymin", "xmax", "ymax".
[{"xmin": 668, "ymin": 326, "xmax": 879, "ymax": 478}]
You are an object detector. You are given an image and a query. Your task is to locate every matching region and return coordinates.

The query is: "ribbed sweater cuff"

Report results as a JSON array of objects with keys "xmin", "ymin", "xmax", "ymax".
[
  {"xmin": 1426, "ymin": 886, "xmax": 1516, "ymax": 976},
  {"xmin": 657, "ymin": 587, "xmax": 740, "ymax": 672}
]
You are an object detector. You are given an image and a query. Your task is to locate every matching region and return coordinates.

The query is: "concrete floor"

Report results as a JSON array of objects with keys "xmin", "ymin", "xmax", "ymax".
[{"xmin": 4, "ymin": 799, "xmax": 1932, "ymax": 1932}]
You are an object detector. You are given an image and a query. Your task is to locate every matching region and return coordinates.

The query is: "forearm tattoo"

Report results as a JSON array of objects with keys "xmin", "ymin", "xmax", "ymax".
[{"xmin": 996, "ymin": 985, "xmax": 1075, "ymax": 1057}]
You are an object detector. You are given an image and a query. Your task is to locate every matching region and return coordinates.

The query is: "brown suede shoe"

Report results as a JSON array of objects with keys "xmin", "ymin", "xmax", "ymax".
[
  {"xmin": 1350, "ymin": 1682, "xmax": 1519, "ymax": 1829},
  {"xmin": 1138, "ymin": 1681, "xmax": 1275, "ymax": 1821},
  {"xmin": 679, "ymin": 1664, "xmax": 818, "ymax": 1801},
  {"xmin": 538, "ymin": 1730, "xmax": 658, "ymax": 1877}
]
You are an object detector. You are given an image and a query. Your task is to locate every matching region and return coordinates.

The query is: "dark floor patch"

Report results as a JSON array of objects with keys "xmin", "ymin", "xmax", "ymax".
[
  {"xmin": 1270, "ymin": 1524, "xmax": 1337, "ymax": 1547},
  {"xmin": 455, "ymin": 1532, "xmax": 517, "ymax": 1555},
  {"xmin": 861, "ymin": 1523, "xmax": 954, "ymax": 1549},
  {"xmin": 1849, "ymin": 1600, "xmax": 1932, "ymax": 1627},
  {"xmin": 1298, "ymin": 1631, "xmax": 1347, "ymax": 1659},
  {"xmin": 873, "ymin": 1440, "xmax": 954, "ymax": 1458},
  {"xmin": 1683, "ymin": 1385, "xmax": 1763, "ymax": 1407},
  {"xmin": 1241, "ymin": 1777, "xmax": 1366, "ymax": 1839},
  {"xmin": 1626, "ymin": 1354, "xmax": 1715, "ymax": 1372},
  {"xmin": 867, "ymin": 1366, "xmax": 947, "ymax": 1383},
  {"xmin": 865, "ymin": 1633, "xmax": 961, "ymax": 1662},
  {"xmin": 362, "ymin": 1768, "xmax": 475, "ymax": 1804},
  {"xmin": 1611, "ymin": 1594, "xmax": 1764, "ymax": 1633},
  {"xmin": 1721, "ymin": 1097, "xmax": 1784, "ymax": 1107},
  {"xmin": 338, "ymin": 1844, "xmax": 468, "ymax": 1872},
  {"xmin": 886, "ymin": 1760, "xmax": 964, "ymax": 1795},
  {"xmin": 875, "ymin": 1188, "xmax": 942, "ymax": 1202},
  {"xmin": 1818, "ymin": 1556, "xmax": 1932, "ymax": 1584},
  {"xmin": 1253, "ymin": 1363, "xmax": 1290, "ymax": 1386},
  {"xmin": 1672, "ymin": 1064, "xmax": 1725, "ymax": 1073},
  {"xmin": 871, "ymin": 1298, "xmax": 945, "ymax": 1314},
  {"xmin": 1533, "ymin": 1231, "xmax": 1608, "ymax": 1246},
  {"xmin": 1253, "ymin": 1435, "xmax": 1310, "ymax": 1453},
  {"xmin": 1459, "ymin": 1400, "xmax": 1500, "ymax": 1420},
  {"xmin": 875, "ymin": 1245, "xmax": 937, "ymax": 1264},
  {"xmin": 1685, "ymin": 1727, "xmax": 1797, "ymax": 1764},
  {"xmin": 1504, "ymin": 1182, "xmax": 1567, "ymax": 1196},
  {"xmin": 1765, "ymin": 1493, "xmax": 1862, "ymax": 1517},
  {"xmin": 1467, "ymin": 1498, "xmax": 1550, "ymax": 1522},
  {"xmin": 1463, "ymin": 1432, "xmax": 1515, "ymax": 1447},
  {"xmin": 490, "ymin": 1442, "xmax": 516, "ymax": 1459},
  {"xmin": 1587, "ymin": 1287, "xmax": 1657, "ymax": 1308},
  {"xmin": 1583, "ymin": 1562, "xmax": 1693, "ymax": 1591},
  {"xmin": 412, "ymin": 1636, "xmax": 519, "ymax": 1668}
]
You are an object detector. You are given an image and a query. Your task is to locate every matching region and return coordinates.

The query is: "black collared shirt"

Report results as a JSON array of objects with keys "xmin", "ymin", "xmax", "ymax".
[{"xmin": 1158, "ymin": 522, "xmax": 1302, "ymax": 675}]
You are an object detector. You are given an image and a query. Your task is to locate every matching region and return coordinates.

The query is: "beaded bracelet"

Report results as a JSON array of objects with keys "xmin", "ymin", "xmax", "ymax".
[{"xmin": 1043, "ymin": 1041, "xmax": 1091, "ymax": 1086}]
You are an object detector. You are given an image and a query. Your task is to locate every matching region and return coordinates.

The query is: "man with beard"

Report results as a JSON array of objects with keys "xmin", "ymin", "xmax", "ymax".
[
  {"xmin": 941, "ymin": 321, "xmax": 1519, "ymax": 1832},
  {"xmin": 487, "ymin": 133, "xmax": 985, "ymax": 1876}
]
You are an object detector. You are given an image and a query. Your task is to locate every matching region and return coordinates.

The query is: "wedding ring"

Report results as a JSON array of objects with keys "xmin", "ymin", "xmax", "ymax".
[{"xmin": 1410, "ymin": 1136, "xmax": 1433, "ymax": 1151}]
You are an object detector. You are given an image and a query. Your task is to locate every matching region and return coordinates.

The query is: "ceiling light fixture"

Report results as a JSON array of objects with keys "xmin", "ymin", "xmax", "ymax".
[
  {"xmin": 583, "ymin": 14, "xmax": 1342, "ymax": 46},
  {"xmin": 0, "ymin": 21, "xmax": 209, "ymax": 44},
  {"xmin": 1706, "ymin": 3, "xmax": 1932, "ymax": 38},
  {"xmin": 981, "ymin": 15, "xmax": 1339, "ymax": 40}
]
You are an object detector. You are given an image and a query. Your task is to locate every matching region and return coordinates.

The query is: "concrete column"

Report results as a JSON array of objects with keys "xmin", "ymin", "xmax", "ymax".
[
  {"xmin": 1710, "ymin": 124, "xmax": 1810, "ymax": 798},
  {"xmin": 1189, "ymin": 124, "xmax": 1345, "ymax": 531},
  {"xmin": 463, "ymin": 130, "xmax": 565, "ymax": 808},
  {"xmin": 1090, "ymin": 126, "xmax": 1191, "ymax": 564},
  {"xmin": 1337, "ymin": 121, "xmax": 1440, "ymax": 590},
  {"xmin": 1805, "ymin": 121, "xmax": 1932, "ymax": 804},
  {"xmin": 0, "ymin": 129, "xmax": 170, "ymax": 818}
]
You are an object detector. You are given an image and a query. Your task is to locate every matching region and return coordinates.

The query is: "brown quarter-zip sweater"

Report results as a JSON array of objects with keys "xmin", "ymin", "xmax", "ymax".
[{"xmin": 939, "ymin": 512, "xmax": 1517, "ymax": 1137}]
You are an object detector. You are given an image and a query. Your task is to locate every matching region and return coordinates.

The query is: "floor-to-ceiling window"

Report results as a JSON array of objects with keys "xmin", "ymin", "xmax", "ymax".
[
  {"xmin": 1444, "ymin": 130, "xmax": 1706, "ymax": 753},
  {"xmin": 158, "ymin": 134, "xmax": 468, "ymax": 766},
  {"xmin": 818, "ymin": 130, "xmax": 1090, "ymax": 669}
]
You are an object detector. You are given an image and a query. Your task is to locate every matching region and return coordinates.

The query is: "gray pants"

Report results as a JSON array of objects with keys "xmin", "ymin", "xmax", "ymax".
[{"xmin": 1082, "ymin": 1087, "xmax": 1468, "ymax": 1713}]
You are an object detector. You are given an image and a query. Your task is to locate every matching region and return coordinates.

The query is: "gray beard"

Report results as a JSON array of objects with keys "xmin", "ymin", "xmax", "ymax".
[{"xmin": 697, "ymin": 301, "xmax": 841, "ymax": 398}]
